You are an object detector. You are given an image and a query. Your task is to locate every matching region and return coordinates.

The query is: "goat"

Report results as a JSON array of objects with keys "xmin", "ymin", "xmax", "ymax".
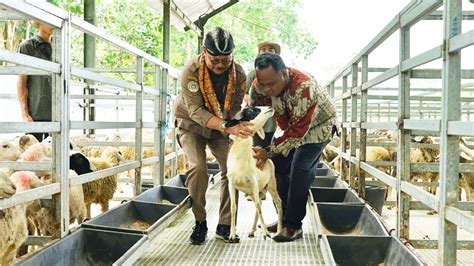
[{"xmin": 227, "ymin": 106, "xmax": 283, "ymax": 242}]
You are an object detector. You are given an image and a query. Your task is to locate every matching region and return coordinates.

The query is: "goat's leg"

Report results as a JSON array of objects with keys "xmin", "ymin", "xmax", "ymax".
[
  {"xmin": 228, "ymin": 180, "xmax": 238, "ymax": 243},
  {"xmin": 252, "ymin": 183, "xmax": 270, "ymax": 239},
  {"xmin": 249, "ymin": 207, "xmax": 258, "ymax": 238},
  {"xmin": 268, "ymin": 174, "xmax": 283, "ymax": 234}
]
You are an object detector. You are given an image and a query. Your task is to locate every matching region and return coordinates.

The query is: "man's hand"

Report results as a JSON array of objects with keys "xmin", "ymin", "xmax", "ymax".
[
  {"xmin": 226, "ymin": 121, "xmax": 254, "ymax": 137},
  {"xmin": 252, "ymin": 147, "xmax": 269, "ymax": 169},
  {"xmin": 23, "ymin": 114, "xmax": 33, "ymax": 122}
]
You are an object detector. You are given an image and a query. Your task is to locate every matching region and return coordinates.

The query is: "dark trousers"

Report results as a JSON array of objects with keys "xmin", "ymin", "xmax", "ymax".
[
  {"xmin": 29, "ymin": 119, "xmax": 51, "ymax": 142},
  {"xmin": 271, "ymin": 140, "xmax": 329, "ymax": 229}
]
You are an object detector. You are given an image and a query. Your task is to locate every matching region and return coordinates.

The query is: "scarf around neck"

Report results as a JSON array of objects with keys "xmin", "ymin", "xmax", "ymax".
[{"xmin": 198, "ymin": 52, "xmax": 236, "ymax": 120}]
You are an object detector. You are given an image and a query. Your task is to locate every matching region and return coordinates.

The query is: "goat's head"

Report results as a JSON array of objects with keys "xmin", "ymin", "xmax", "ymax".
[{"xmin": 226, "ymin": 106, "xmax": 275, "ymax": 140}]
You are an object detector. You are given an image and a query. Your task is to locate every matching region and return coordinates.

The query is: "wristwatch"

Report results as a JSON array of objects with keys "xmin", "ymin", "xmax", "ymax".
[{"xmin": 219, "ymin": 120, "xmax": 227, "ymax": 133}]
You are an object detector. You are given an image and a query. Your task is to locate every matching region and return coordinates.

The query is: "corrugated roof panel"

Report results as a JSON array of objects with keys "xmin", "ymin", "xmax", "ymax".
[{"xmin": 146, "ymin": 0, "xmax": 233, "ymax": 32}]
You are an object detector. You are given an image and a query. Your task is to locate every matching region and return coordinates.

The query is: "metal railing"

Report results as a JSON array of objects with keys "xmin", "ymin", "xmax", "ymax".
[
  {"xmin": 0, "ymin": 0, "xmax": 181, "ymax": 239},
  {"xmin": 323, "ymin": 0, "xmax": 474, "ymax": 264}
]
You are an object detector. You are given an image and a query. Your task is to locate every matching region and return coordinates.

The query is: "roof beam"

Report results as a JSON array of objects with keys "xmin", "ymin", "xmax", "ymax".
[
  {"xmin": 166, "ymin": 0, "xmax": 202, "ymax": 36},
  {"xmin": 184, "ymin": 0, "xmax": 239, "ymax": 32}
]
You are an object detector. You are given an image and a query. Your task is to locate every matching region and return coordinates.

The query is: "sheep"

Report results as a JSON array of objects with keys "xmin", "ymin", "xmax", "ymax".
[
  {"xmin": 83, "ymin": 147, "xmax": 125, "ymax": 218},
  {"xmin": 18, "ymin": 142, "xmax": 52, "ymax": 177},
  {"xmin": 0, "ymin": 141, "xmax": 21, "ymax": 161},
  {"xmin": 0, "ymin": 171, "xmax": 43, "ymax": 265},
  {"xmin": 410, "ymin": 136, "xmax": 439, "ymax": 195},
  {"xmin": 227, "ymin": 106, "xmax": 283, "ymax": 242},
  {"xmin": 0, "ymin": 171, "xmax": 16, "ymax": 198},
  {"xmin": 14, "ymin": 134, "xmax": 39, "ymax": 153},
  {"xmin": 459, "ymin": 139, "xmax": 474, "ymax": 214},
  {"xmin": 29, "ymin": 170, "xmax": 87, "ymax": 239}
]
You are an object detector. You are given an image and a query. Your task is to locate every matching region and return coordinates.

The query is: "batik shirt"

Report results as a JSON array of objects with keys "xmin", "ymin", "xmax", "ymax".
[{"xmin": 249, "ymin": 68, "xmax": 337, "ymax": 157}]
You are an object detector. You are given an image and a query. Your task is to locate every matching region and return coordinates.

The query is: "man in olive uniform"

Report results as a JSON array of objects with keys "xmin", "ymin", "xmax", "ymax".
[
  {"xmin": 17, "ymin": 21, "xmax": 54, "ymax": 141},
  {"xmin": 173, "ymin": 27, "xmax": 253, "ymax": 245}
]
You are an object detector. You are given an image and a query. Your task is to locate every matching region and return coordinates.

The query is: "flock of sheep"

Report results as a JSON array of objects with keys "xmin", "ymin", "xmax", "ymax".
[
  {"xmin": 322, "ymin": 130, "xmax": 474, "ymax": 208},
  {"xmin": 0, "ymin": 131, "xmax": 187, "ymax": 265}
]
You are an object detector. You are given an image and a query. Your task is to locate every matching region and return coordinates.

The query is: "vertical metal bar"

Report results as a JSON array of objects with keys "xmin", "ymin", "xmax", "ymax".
[
  {"xmin": 161, "ymin": 0, "xmax": 171, "ymax": 186},
  {"xmin": 163, "ymin": 0, "xmax": 170, "ymax": 64},
  {"xmin": 438, "ymin": 0, "xmax": 461, "ymax": 264},
  {"xmin": 397, "ymin": 26, "xmax": 411, "ymax": 241},
  {"xmin": 359, "ymin": 55, "xmax": 368, "ymax": 198},
  {"xmin": 377, "ymin": 103, "xmax": 381, "ymax": 122},
  {"xmin": 52, "ymin": 17, "xmax": 70, "ymax": 238},
  {"xmin": 171, "ymin": 79, "xmax": 178, "ymax": 178},
  {"xmin": 419, "ymin": 100, "xmax": 423, "ymax": 119},
  {"xmin": 349, "ymin": 63, "xmax": 358, "ymax": 188},
  {"xmin": 134, "ymin": 57, "xmax": 143, "ymax": 196},
  {"xmin": 153, "ymin": 66, "xmax": 161, "ymax": 186},
  {"xmin": 84, "ymin": 0, "xmax": 96, "ymax": 136},
  {"xmin": 158, "ymin": 69, "xmax": 168, "ymax": 186},
  {"xmin": 341, "ymin": 76, "xmax": 348, "ymax": 181},
  {"xmin": 329, "ymin": 81, "xmax": 335, "ymax": 98}
]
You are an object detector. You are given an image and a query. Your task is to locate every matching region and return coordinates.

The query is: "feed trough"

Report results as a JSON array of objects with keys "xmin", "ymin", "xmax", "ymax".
[
  {"xmin": 310, "ymin": 188, "xmax": 364, "ymax": 204},
  {"xmin": 18, "ymin": 228, "xmax": 148, "ymax": 266},
  {"xmin": 320, "ymin": 235, "xmax": 424, "ymax": 266},
  {"xmin": 311, "ymin": 177, "xmax": 348, "ymax": 188},
  {"xmin": 314, "ymin": 203, "xmax": 388, "ymax": 236}
]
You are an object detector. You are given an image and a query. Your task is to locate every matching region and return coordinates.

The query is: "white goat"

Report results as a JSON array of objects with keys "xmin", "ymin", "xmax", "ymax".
[{"xmin": 227, "ymin": 106, "xmax": 283, "ymax": 242}]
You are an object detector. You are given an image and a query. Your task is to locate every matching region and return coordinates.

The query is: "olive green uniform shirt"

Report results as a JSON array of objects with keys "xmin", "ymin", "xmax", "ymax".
[{"xmin": 173, "ymin": 56, "xmax": 246, "ymax": 138}]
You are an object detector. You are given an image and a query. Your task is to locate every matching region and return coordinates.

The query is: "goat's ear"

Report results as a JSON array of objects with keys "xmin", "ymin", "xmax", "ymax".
[{"xmin": 256, "ymin": 128, "xmax": 265, "ymax": 140}]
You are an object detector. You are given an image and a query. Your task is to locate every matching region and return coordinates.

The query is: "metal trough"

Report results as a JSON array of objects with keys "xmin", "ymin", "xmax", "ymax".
[
  {"xmin": 135, "ymin": 185, "xmax": 190, "ymax": 205},
  {"xmin": 311, "ymin": 177, "xmax": 348, "ymax": 188},
  {"xmin": 314, "ymin": 203, "xmax": 388, "ymax": 236},
  {"xmin": 310, "ymin": 188, "xmax": 364, "ymax": 204},
  {"xmin": 321, "ymin": 235, "xmax": 424, "ymax": 266},
  {"xmin": 17, "ymin": 228, "xmax": 149, "ymax": 266},
  {"xmin": 82, "ymin": 201, "xmax": 177, "ymax": 238},
  {"xmin": 166, "ymin": 174, "xmax": 187, "ymax": 188}
]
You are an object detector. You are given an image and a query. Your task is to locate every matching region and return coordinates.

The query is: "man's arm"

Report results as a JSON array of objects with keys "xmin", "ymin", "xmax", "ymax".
[{"xmin": 17, "ymin": 75, "xmax": 32, "ymax": 122}]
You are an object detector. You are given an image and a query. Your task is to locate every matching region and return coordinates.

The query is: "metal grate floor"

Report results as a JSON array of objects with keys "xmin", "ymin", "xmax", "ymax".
[{"xmin": 134, "ymin": 180, "xmax": 323, "ymax": 265}]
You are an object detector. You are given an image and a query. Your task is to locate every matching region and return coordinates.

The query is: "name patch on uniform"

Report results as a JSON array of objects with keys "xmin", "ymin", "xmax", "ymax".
[{"xmin": 187, "ymin": 81, "xmax": 199, "ymax": 93}]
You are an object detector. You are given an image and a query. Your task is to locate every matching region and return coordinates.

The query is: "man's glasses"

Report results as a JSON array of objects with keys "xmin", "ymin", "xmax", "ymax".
[{"xmin": 207, "ymin": 53, "xmax": 233, "ymax": 66}]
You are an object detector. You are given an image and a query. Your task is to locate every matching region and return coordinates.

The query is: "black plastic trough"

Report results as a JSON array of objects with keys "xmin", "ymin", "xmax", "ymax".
[
  {"xmin": 314, "ymin": 203, "xmax": 388, "ymax": 236},
  {"xmin": 207, "ymin": 162, "xmax": 220, "ymax": 175},
  {"xmin": 321, "ymin": 235, "xmax": 424, "ymax": 266},
  {"xmin": 310, "ymin": 188, "xmax": 364, "ymax": 204},
  {"xmin": 82, "ymin": 201, "xmax": 177, "ymax": 238},
  {"xmin": 18, "ymin": 228, "xmax": 148, "ymax": 266},
  {"xmin": 135, "ymin": 185, "xmax": 190, "ymax": 205},
  {"xmin": 315, "ymin": 168, "xmax": 331, "ymax": 176},
  {"xmin": 311, "ymin": 177, "xmax": 348, "ymax": 189},
  {"xmin": 364, "ymin": 185, "xmax": 387, "ymax": 215},
  {"xmin": 166, "ymin": 174, "xmax": 187, "ymax": 188},
  {"xmin": 317, "ymin": 162, "xmax": 328, "ymax": 169}
]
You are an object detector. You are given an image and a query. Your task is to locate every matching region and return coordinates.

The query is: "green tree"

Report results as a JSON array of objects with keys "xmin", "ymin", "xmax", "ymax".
[{"xmin": 205, "ymin": 0, "xmax": 317, "ymax": 65}]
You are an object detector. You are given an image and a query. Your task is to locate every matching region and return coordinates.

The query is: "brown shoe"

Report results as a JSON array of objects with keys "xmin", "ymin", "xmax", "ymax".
[
  {"xmin": 272, "ymin": 226, "xmax": 303, "ymax": 242},
  {"xmin": 259, "ymin": 221, "xmax": 278, "ymax": 233}
]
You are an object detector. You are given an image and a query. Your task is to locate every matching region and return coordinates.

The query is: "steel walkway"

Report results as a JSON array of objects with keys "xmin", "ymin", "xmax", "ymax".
[{"xmin": 135, "ymin": 180, "xmax": 323, "ymax": 265}]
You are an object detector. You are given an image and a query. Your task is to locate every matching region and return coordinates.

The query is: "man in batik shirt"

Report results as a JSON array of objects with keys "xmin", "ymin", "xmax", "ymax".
[{"xmin": 251, "ymin": 53, "xmax": 337, "ymax": 242}]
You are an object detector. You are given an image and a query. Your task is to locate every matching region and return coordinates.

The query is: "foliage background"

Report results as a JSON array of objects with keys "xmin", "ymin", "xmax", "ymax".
[{"xmin": 1, "ymin": 0, "xmax": 316, "ymax": 80}]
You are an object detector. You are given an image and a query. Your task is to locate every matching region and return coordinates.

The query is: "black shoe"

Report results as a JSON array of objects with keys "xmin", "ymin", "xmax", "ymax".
[
  {"xmin": 189, "ymin": 220, "xmax": 208, "ymax": 245},
  {"xmin": 258, "ymin": 221, "xmax": 278, "ymax": 233},
  {"xmin": 215, "ymin": 224, "xmax": 240, "ymax": 243}
]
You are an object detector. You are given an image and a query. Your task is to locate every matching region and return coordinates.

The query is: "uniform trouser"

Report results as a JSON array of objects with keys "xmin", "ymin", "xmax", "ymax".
[
  {"xmin": 177, "ymin": 129, "xmax": 236, "ymax": 225},
  {"xmin": 271, "ymin": 140, "xmax": 329, "ymax": 230}
]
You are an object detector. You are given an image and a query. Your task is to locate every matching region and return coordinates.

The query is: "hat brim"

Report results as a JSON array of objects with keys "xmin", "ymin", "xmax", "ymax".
[{"xmin": 257, "ymin": 42, "xmax": 281, "ymax": 54}]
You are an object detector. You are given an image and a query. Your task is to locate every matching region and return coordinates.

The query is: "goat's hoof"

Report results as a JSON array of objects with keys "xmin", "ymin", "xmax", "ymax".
[
  {"xmin": 248, "ymin": 233, "xmax": 255, "ymax": 238},
  {"xmin": 228, "ymin": 238, "xmax": 239, "ymax": 243}
]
